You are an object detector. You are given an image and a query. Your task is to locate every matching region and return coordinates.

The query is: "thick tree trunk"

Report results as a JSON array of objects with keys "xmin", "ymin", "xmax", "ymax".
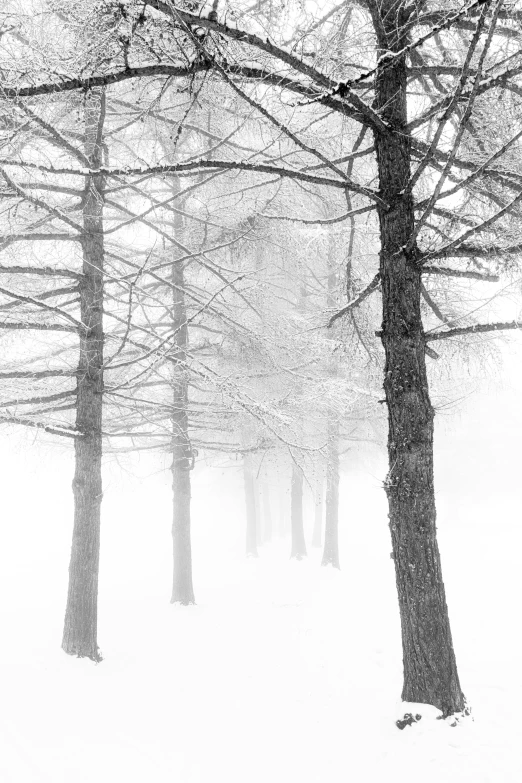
[
  {"xmin": 62, "ymin": 88, "xmax": 105, "ymax": 661},
  {"xmin": 322, "ymin": 420, "xmax": 340, "ymax": 568},
  {"xmin": 170, "ymin": 188, "xmax": 195, "ymax": 606},
  {"xmin": 244, "ymin": 454, "xmax": 258, "ymax": 557},
  {"xmin": 372, "ymin": 1, "xmax": 464, "ymax": 716},
  {"xmin": 311, "ymin": 470, "xmax": 323, "ymax": 548},
  {"xmin": 261, "ymin": 482, "xmax": 272, "ymax": 543},
  {"xmin": 290, "ymin": 464, "xmax": 307, "ymax": 560}
]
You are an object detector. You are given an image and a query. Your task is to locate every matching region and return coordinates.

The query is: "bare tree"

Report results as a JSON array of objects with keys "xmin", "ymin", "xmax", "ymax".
[
  {"xmin": 62, "ymin": 86, "xmax": 106, "ymax": 660},
  {"xmin": 5, "ymin": 0, "xmax": 522, "ymax": 718}
]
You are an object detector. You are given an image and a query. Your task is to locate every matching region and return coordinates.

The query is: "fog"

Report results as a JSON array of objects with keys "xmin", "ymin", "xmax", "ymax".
[
  {"xmin": 2, "ymin": 1, "xmax": 522, "ymax": 780},
  {"xmin": 1, "ymin": 336, "xmax": 521, "ymax": 782}
]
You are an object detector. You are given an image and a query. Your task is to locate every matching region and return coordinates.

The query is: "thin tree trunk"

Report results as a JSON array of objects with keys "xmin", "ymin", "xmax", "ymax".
[
  {"xmin": 312, "ymin": 470, "xmax": 323, "ymax": 548},
  {"xmin": 322, "ymin": 233, "xmax": 341, "ymax": 567},
  {"xmin": 262, "ymin": 482, "xmax": 272, "ymax": 543},
  {"xmin": 290, "ymin": 464, "xmax": 306, "ymax": 560},
  {"xmin": 254, "ymin": 472, "xmax": 263, "ymax": 547},
  {"xmin": 244, "ymin": 454, "xmax": 258, "ymax": 557},
  {"xmin": 62, "ymin": 88, "xmax": 105, "ymax": 661},
  {"xmin": 170, "ymin": 199, "xmax": 195, "ymax": 605},
  {"xmin": 372, "ymin": 1, "xmax": 464, "ymax": 716},
  {"xmin": 278, "ymin": 486, "xmax": 286, "ymax": 538},
  {"xmin": 322, "ymin": 419, "xmax": 340, "ymax": 568}
]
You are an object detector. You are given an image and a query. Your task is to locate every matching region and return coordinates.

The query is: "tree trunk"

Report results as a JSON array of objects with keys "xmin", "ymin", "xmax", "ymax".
[
  {"xmin": 254, "ymin": 472, "xmax": 263, "ymax": 547},
  {"xmin": 244, "ymin": 454, "xmax": 258, "ymax": 557},
  {"xmin": 290, "ymin": 464, "xmax": 307, "ymax": 560},
  {"xmin": 262, "ymin": 482, "xmax": 272, "ymax": 543},
  {"xmin": 322, "ymin": 420, "xmax": 340, "ymax": 568},
  {"xmin": 170, "ymin": 183, "xmax": 195, "ymax": 606},
  {"xmin": 62, "ymin": 88, "xmax": 105, "ymax": 661},
  {"xmin": 312, "ymin": 470, "xmax": 323, "ymax": 548},
  {"xmin": 372, "ymin": 1, "xmax": 464, "ymax": 716},
  {"xmin": 322, "ymin": 231, "xmax": 340, "ymax": 567},
  {"xmin": 278, "ymin": 486, "xmax": 286, "ymax": 538}
]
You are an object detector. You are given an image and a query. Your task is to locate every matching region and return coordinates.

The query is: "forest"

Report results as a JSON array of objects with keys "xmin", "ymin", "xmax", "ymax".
[{"xmin": 1, "ymin": 1, "xmax": 522, "ymax": 781}]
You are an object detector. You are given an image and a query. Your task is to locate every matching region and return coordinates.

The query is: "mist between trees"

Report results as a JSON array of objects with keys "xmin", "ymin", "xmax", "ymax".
[{"xmin": 1, "ymin": 0, "xmax": 522, "ymax": 720}]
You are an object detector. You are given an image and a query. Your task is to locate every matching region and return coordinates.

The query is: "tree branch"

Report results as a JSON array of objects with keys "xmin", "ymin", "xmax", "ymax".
[
  {"xmin": 0, "ymin": 414, "xmax": 80, "ymax": 439},
  {"xmin": 426, "ymin": 321, "xmax": 522, "ymax": 342},
  {"xmin": 0, "ymin": 264, "xmax": 81, "ymax": 279},
  {"xmin": 422, "ymin": 265, "xmax": 498, "ymax": 281},
  {"xmin": 328, "ymin": 273, "xmax": 381, "ymax": 327}
]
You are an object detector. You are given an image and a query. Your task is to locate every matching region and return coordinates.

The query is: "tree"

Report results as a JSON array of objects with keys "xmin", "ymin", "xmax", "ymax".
[
  {"xmin": 5, "ymin": 0, "xmax": 522, "ymax": 717},
  {"xmin": 169, "ymin": 178, "xmax": 196, "ymax": 604},
  {"xmin": 138, "ymin": 0, "xmax": 522, "ymax": 715},
  {"xmin": 62, "ymin": 85, "xmax": 106, "ymax": 660}
]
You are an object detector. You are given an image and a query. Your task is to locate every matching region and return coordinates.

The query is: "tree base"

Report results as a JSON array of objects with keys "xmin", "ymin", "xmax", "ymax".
[
  {"xmin": 321, "ymin": 558, "xmax": 340, "ymax": 569},
  {"xmin": 402, "ymin": 681, "xmax": 465, "ymax": 719},
  {"xmin": 396, "ymin": 701, "xmax": 472, "ymax": 729},
  {"xmin": 437, "ymin": 703, "xmax": 473, "ymax": 727},
  {"xmin": 62, "ymin": 643, "xmax": 103, "ymax": 664}
]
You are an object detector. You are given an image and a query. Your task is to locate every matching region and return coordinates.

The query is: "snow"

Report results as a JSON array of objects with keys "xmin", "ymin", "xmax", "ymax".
[{"xmin": 1, "ymin": 373, "xmax": 522, "ymax": 782}]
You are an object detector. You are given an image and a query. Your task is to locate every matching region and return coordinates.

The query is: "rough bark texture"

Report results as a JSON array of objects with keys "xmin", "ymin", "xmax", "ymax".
[
  {"xmin": 322, "ymin": 420, "xmax": 340, "ymax": 569},
  {"xmin": 170, "ymin": 189, "xmax": 195, "ymax": 605},
  {"xmin": 372, "ymin": 1, "xmax": 464, "ymax": 716},
  {"xmin": 312, "ymin": 471, "xmax": 323, "ymax": 548},
  {"xmin": 244, "ymin": 455, "xmax": 259, "ymax": 557},
  {"xmin": 62, "ymin": 88, "xmax": 105, "ymax": 661},
  {"xmin": 290, "ymin": 464, "xmax": 307, "ymax": 560}
]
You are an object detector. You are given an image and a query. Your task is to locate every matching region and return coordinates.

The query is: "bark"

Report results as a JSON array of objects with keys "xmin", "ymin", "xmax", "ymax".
[
  {"xmin": 170, "ymin": 182, "xmax": 195, "ymax": 606},
  {"xmin": 261, "ymin": 482, "xmax": 272, "ymax": 543},
  {"xmin": 372, "ymin": 1, "xmax": 464, "ymax": 716},
  {"xmin": 322, "ymin": 233, "xmax": 341, "ymax": 567},
  {"xmin": 244, "ymin": 454, "xmax": 259, "ymax": 557},
  {"xmin": 312, "ymin": 470, "xmax": 323, "ymax": 547},
  {"xmin": 321, "ymin": 420, "xmax": 340, "ymax": 569},
  {"xmin": 62, "ymin": 88, "xmax": 105, "ymax": 661},
  {"xmin": 290, "ymin": 464, "xmax": 307, "ymax": 560}
]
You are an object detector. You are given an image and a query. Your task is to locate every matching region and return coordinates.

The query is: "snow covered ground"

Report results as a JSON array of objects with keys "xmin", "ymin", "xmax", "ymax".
[{"xmin": 1, "ymin": 363, "xmax": 522, "ymax": 782}]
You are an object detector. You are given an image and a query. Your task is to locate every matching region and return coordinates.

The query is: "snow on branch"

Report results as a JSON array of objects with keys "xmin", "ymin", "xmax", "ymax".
[
  {"xmin": 0, "ymin": 413, "xmax": 80, "ymax": 439},
  {"xmin": 426, "ymin": 321, "xmax": 522, "ymax": 342},
  {"xmin": 2, "ymin": 65, "xmax": 196, "ymax": 99},
  {"xmin": 147, "ymin": 1, "xmax": 387, "ymax": 132},
  {"xmin": 0, "ymin": 390, "xmax": 76, "ymax": 409},
  {"xmin": 0, "ymin": 159, "xmax": 381, "ymax": 201},
  {"xmin": 0, "ymin": 284, "xmax": 81, "ymax": 327},
  {"xmin": 422, "ymin": 265, "xmax": 499, "ymax": 282},
  {"xmin": 337, "ymin": 0, "xmax": 492, "ymax": 91},
  {"xmin": 260, "ymin": 204, "xmax": 374, "ymax": 226},
  {"xmin": 0, "ymin": 264, "xmax": 81, "ymax": 279},
  {"xmin": 0, "ymin": 369, "xmax": 75, "ymax": 379},
  {"xmin": 0, "ymin": 322, "xmax": 78, "ymax": 332},
  {"xmin": 426, "ymin": 242, "xmax": 522, "ymax": 260},
  {"xmin": 328, "ymin": 273, "xmax": 381, "ymax": 327}
]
